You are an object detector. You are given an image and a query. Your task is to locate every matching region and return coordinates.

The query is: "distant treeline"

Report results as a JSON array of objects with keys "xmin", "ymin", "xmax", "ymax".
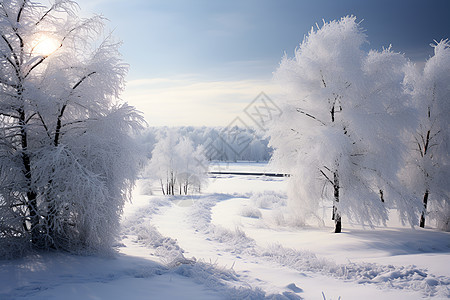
[{"xmin": 140, "ymin": 126, "xmax": 272, "ymax": 162}]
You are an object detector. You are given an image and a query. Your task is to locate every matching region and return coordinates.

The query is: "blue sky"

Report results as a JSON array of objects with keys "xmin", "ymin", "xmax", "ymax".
[{"xmin": 76, "ymin": 0, "xmax": 450, "ymax": 126}]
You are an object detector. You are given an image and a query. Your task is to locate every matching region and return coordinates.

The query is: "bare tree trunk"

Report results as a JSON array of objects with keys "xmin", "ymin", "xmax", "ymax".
[
  {"xmin": 419, "ymin": 126, "xmax": 431, "ymax": 228},
  {"xmin": 19, "ymin": 106, "xmax": 40, "ymax": 244},
  {"xmin": 160, "ymin": 179, "xmax": 165, "ymax": 195},
  {"xmin": 419, "ymin": 190, "xmax": 429, "ymax": 228},
  {"xmin": 170, "ymin": 172, "xmax": 174, "ymax": 195},
  {"xmin": 170, "ymin": 171, "xmax": 175, "ymax": 195},
  {"xmin": 166, "ymin": 173, "xmax": 169, "ymax": 195},
  {"xmin": 333, "ymin": 171, "xmax": 341, "ymax": 233}
]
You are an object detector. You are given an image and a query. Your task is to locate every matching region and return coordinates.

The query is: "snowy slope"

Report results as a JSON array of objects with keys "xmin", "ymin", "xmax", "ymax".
[{"xmin": 1, "ymin": 162, "xmax": 449, "ymax": 299}]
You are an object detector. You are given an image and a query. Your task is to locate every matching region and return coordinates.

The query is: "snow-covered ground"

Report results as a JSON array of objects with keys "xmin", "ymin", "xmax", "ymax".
[
  {"xmin": 209, "ymin": 161, "xmax": 276, "ymax": 173},
  {"xmin": 1, "ymin": 162, "xmax": 449, "ymax": 299}
]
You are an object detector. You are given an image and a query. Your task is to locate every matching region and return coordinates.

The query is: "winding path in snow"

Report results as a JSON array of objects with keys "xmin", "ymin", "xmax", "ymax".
[{"xmin": 150, "ymin": 196, "xmax": 431, "ymax": 299}]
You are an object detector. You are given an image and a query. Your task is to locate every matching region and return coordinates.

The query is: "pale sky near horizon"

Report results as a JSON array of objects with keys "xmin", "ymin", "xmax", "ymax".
[{"xmin": 74, "ymin": 0, "xmax": 450, "ymax": 127}]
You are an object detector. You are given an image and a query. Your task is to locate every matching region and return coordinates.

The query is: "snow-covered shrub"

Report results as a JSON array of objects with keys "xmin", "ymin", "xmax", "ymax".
[
  {"xmin": 248, "ymin": 191, "xmax": 309, "ymax": 227},
  {"xmin": 0, "ymin": 0, "xmax": 144, "ymax": 255},
  {"xmin": 428, "ymin": 200, "xmax": 450, "ymax": 232},
  {"xmin": 250, "ymin": 191, "xmax": 286, "ymax": 209},
  {"xmin": 270, "ymin": 210, "xmax": 286, "ymax": 227},
  {"xmin": 139, "ymin": 179, "xmax": 154, "ymax": 196},
  {"xmin": 240, "ymin": 206, "xmax": 262, "ymax": 219}
]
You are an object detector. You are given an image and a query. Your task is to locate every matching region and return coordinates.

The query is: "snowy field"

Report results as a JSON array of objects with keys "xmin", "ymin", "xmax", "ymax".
[
  {"xmin": 1, "ymin": 162, "xmax": 449, "ymax": 299},
  {"xmin": 208, "ymin": 161, "xmax": 280, "ymax": 174}
]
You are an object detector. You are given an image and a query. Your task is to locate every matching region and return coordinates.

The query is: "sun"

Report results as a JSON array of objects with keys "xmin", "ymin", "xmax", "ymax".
[{"xmin": 32, "ymin": 35, "xmax": 60, "ymax": 56}]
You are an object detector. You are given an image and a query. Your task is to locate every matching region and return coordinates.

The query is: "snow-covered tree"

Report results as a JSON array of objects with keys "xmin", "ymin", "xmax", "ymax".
[
  {"xmin": 0, "ymin": 0, "xmax": 144, "ymax": 255},
  {"xmin": 269, "ymin": 16, "xmax": 411, "ymax": 232},
  {"xmin": 140, "ymin": 126, "xmax": 272, "ymax": 162},
  {"xmin": 147, "ymin": 132, "xmax": 208, "ymax": 196},
  {"xmin": 402, "ymin": 40, "xmax": 450, "ymax": 230},
  {"xmin": 175, "ymin": 137, "xmax": 208, "ymax": 195},
  {"xmin": 147, "ymin": 130, "xmax": 178, "ymax": 195}
]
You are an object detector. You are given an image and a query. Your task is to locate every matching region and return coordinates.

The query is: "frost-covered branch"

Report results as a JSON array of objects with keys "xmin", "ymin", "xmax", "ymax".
[{"xmin": 35, "ymin": 0, "xmax": 78, "ymax": 26}]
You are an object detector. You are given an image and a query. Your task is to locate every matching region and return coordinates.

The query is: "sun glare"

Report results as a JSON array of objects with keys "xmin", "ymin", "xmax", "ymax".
[{"xmin": 33, "ymin": 36, "xmax": 60, "ymax": 56}]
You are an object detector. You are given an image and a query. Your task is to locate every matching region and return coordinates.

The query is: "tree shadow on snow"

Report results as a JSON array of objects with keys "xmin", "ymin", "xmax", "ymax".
[{"xmin": 342, "ymin": 228, "xmax": 450, "ymax": 256}]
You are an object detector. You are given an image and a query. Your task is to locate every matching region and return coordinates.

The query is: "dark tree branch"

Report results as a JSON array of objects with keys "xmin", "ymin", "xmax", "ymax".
[
  {"xmin": 1, "ymin": 35, "xmax": 20, "ymax": 68},
  {"xmin": 423, "ymin": 130, "xmax": 431, "ymax": 156},
  {"xmin": 0, "ymin": 112, "xmax": 19, "ymax": 119},
  {"xmin": 36, "ymin": 112, "xmax": 51, "ymax": 140},
  {"xmin": 322, "ymin": 165, "xmax": 332, "ymax": 173},
  {"xmin": 296, "ymin": 108, "xmax": 326, "ymax": 126},
  {"xmin": 16, "ymin": 0, "xmax": 27, "ymax": 23},
  {"xmin": 62, "ymin": 119, "xmax": 95, "ymax": 128},
  {"xmin": 319, "ymin": 168, "xmax": 333, "ymax": 185},
  {"xmin": 53, "ymin": 71, "xmax": 97, "ymax": 146},
  {"xmin": 350, "ymin": 153, "xmax": 364, "ymax": 157},
  {"xmin": 0, "ymin": 3, "xmax": 9, "ymax": 18},
  {"xmin": 54, "ymin": 104, "xmax": 67, "ymax": 146},
  {"xmin": 414, "ymin": 135, "xmax": 424, "ymax": 157},
  {"xmin": 320, "ymin": 70, "xmax": 326, "ymax": 88},
  {"xmin": 430, "ymin": 129, "xmax": 441, "ymax": 140},
  {"xmin": 35, "ymin": 1, "xmax": 56, "ymax": 26},
  {"xmin": 24, "ymin": 112, "xmax": 37, "ymax": 124},
  {"xmin": 1, "ymin": 34, "xmax": 23, "ymax": 85},
  {"xmin": 72, "ymin": 71, "xmax": 96, "ymax": 90},
  {"xmin": 1, "ymin": 52, "xmax": 17, "ymax": 72},
  {"xmin": 24, "ymin": 57, "xmax": 47, "ymax": 79},
  {"xmin": 24, "ymin": 39, "xmax": 64, "ymax": 79}
]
